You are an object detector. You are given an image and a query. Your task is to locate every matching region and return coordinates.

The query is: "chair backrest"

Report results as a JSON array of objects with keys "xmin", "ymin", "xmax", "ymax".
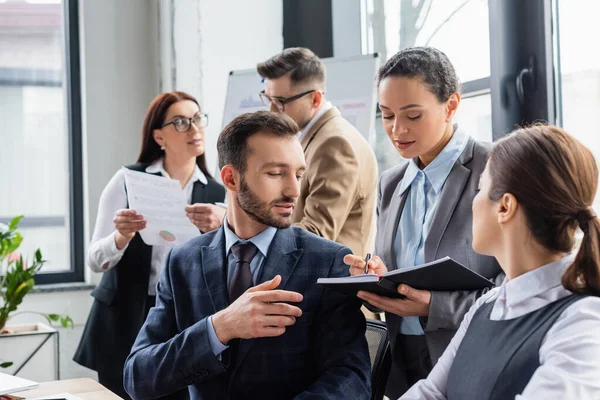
[{"xmin": 365, "ymin": 318, "xmax": 392, "ymax": 400}]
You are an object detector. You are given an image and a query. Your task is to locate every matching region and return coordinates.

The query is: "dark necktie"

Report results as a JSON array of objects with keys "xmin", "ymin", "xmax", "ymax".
[{"xmin": 228, "ymin": 242, "xmax": 259, "ymax": 303}]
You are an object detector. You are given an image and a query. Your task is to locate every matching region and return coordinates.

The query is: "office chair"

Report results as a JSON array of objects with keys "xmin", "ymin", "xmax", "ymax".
[{"xmin": 365, "ymin": 318, "xmax": 392, "ymax": 400}]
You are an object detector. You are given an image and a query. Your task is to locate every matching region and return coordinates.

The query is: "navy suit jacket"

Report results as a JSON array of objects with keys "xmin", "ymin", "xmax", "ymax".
[{"xmin": 123, "ymin": 226, "xmax": 371, "ymax": 400}]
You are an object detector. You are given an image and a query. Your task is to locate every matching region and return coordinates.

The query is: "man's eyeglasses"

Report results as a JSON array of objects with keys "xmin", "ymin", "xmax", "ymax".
[
  {"xmin": 259, "ymin": 90, "xmax": 318, "ymax": 112},
  {"xmin": 162, "ymin": 113, "xmax": 209, "ymax": 133}
]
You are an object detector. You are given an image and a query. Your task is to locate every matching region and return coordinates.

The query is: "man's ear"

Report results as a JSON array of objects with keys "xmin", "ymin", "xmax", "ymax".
[
  {"xmin": 221, "ymin": 165, "xmax": 240, "ymax": 192},
  {"xmin": 312, "ymin": 90, "xmax": 324, "ymax": 109}
]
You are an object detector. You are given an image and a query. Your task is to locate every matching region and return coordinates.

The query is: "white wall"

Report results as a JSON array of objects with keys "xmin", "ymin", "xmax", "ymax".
[
  {"xmin": 172, "ymin": 0, "xmax": 284, "ymax": 174},
  {"xmin": 82, "ymin": 0, "xmax": 160, "ymax": 248},
  {"xmin": 332, "ymin": 0, "xmax": 362, "ymax": 57},
  {"xmin": 8, "ymin": 290, "xmax": 96, "ymax": 380}
]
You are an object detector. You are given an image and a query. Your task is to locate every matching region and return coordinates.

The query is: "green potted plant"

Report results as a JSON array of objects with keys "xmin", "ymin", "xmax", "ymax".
[{"xmin": 0, "ymin": 215, "xmax": 73, "ymax": 370}]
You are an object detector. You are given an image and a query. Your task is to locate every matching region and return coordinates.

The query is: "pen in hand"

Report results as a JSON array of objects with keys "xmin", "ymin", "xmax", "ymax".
[{"xmin": 364, "ymin": 253, "xmax": 372, "ymax": 274}]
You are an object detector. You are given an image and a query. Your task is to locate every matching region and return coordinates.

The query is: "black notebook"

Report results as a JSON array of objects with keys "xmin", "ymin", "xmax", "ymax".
[{"xmin": 317, "ymin": 256, "xmax": 495, "ymax": 298}]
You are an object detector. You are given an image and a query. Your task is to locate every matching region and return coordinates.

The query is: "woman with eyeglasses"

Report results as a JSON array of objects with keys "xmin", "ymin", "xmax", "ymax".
[{"xmin": 74, "ymin": 91, "xmax": 225, "ymax": 398}]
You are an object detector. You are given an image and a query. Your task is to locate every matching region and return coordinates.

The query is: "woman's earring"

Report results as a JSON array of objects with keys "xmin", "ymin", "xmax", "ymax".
[{"xmin": 160, "ymin": 145, "xmax": 165, "ymax": 150}]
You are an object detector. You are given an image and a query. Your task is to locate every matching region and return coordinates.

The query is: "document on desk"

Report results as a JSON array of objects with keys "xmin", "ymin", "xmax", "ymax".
[
  {"xmin": 0, "ymin": 372, "xmax": 38, "ymax": 395},
  {"xmin": 123, "ymin": 168, "xmax": 200, "ymax": 246},
  {"xmin": 30, "ymin": 393, "xmax": 84, "ymax": 400}
]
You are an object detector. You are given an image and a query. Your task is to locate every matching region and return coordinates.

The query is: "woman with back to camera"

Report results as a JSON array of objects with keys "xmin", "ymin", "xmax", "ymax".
[
  {"xmin": 344, "ymin": 47, "xmax": 503, "ymax": 398},
  {"xmin": 74, "ymin": 91, "xmax": 225, "ymax": 398},
  {"xmin": 402, "ymin": 125, "xmax": 600, "ymax": 399}
]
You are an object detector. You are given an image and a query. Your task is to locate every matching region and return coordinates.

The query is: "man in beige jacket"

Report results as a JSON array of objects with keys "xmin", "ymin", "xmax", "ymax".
[{"xmin": 257, "ymin": 48, "xmax": 378, "ymax": 257}]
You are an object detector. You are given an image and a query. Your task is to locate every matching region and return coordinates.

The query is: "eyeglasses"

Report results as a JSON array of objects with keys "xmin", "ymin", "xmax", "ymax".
[
  {"xmin": 259, "ymin": 90, "xmax": 318, "ymax": 112},
  {"xmin": 161, "ymin": 113, "xmax": 209, "ymax": 133}
]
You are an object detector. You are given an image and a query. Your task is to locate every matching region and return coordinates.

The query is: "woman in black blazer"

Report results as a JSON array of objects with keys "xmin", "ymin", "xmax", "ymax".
[{"xmin": 74, "ymin": 91, "xmax": 225, "ymax": 398}]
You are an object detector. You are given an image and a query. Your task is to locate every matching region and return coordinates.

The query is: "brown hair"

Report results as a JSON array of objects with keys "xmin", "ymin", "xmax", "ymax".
[
  {"xmin": 137, "ymin": 91, "xmax": 212, "ymax": 179},
  {"xmin": 488, "ymin": 125, "xmax": 600, "ymax": 296},
  {"xmin": 257, "ymin": 47, "xmax": 325, "ymax": 89},
  {"xmin": 217, "ymin": 111, "xmax": 299, "ymax": 173}
]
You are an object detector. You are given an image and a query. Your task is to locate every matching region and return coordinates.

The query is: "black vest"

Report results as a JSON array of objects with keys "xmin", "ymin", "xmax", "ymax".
[
  {"xmin": 446, "ymin": 294, "xmax": 583, "ymax": 400},
  {"xmin": 74, "ymin": 163, "xmax": 225, "ymax": 378}
]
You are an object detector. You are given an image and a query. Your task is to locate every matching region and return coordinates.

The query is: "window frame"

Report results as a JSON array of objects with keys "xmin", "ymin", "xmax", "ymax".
[
  {"xmin": 357, "ymin": 0, "xmax": 495, "ymax": 148},
  {"xmin": 350, "ymin": 0, "xmax": 557, "ymax": 141},
  {"xmin": 0, "ymin": 0, "xmax": 84, "ymax": 284},
  {"xmin": 58, "ymin": 0, "xmax": 85, "ymax": 284}
]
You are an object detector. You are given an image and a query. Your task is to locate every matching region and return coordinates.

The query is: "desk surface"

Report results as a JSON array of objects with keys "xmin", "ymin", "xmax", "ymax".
[{"xmin": 13, "ymin": 378, "xmax": 120, "ymax": 400}]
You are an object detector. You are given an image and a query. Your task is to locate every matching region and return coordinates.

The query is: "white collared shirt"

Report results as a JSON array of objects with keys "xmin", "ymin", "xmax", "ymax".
[
  {"xmin": 87, "ymin": 158, "xmax": 207, "ymax": 295},
  {"xmin": 402, "ymin": 255, "xmax": 600, "ymax": 400},
  {"xmin": 297, "ymin": 101, "xmax": 333, "ymax": 143}
]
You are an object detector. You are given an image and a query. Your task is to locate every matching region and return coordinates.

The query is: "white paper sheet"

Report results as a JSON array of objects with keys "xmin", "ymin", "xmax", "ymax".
[
  {"xmin": 0, "ymin": 372, "xmax": 38, "ymax": 395},
  {"xmin": 30, "ymin": 393, "xmax": 84, "ymax": 400},
  {"xmin": 122, "ymin": 168, "xmax": 201, "ymax": 246}
]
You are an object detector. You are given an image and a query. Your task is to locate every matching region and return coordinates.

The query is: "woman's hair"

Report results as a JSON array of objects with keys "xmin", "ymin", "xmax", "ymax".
[
  {"xmin": 488, "ymin": 125, "xmax": 600, "ymax": 296},
  {"xmin": 137, "ymin": 91, "xmax": 212, "ymax": 179},
  {"xmin": 376, "ymin": 46, "xmax": 461, "ymax": 103}
]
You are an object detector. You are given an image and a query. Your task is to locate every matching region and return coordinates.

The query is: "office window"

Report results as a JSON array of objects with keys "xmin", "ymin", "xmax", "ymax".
[
  {"xmin": 454, "ymin": 92, "xmax": 492, "ymax": 143},
  {"xmin": 362, "ymin": 0, "xmax": 492, "ymax": 173},
  {"xmin": 0, "ymin": 0, "xmax": 83, "ymax": 283},
  {"xmin": 555, "ymin": 0, "xmax": 600, "ymax": 207},
  {"xmin": 362, "ymin": 0, "xmax": 490, "ymax": 81}
]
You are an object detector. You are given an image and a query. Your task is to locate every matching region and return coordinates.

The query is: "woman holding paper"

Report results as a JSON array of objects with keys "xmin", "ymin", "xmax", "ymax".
[
  {"xmin": 74, "ymin": 91, "xmax": 225, "ymax": 398},
  {"xmin": 345, "ymin": 47, "xmax": 503, "ymax": 398},
  {"xmin": 402, "ymin": 126, "xmax": 600, "ymax": 399}
]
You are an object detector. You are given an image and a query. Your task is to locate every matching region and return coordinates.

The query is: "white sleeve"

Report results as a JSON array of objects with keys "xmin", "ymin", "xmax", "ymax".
[
  {"xmin": 401, "ymin": 289, "xmax": 500, "ymax": 400},
  {"xmin": 517, "ymin": 296, "xmax": 600, "ymax": 400},
  {"xmin": 87, "ymin": 169, "xmax": 130, "ymax": 273}
]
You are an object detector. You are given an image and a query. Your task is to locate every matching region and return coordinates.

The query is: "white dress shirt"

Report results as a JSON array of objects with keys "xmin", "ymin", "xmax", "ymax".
[
  {"xmin": 297, "ymin": 101, "xmax": 333, "ymax": 143},
  {"xmin": 402, "ymin": 255, "xmax": 600, "ymax": 400},
  {"xmin": 87, "ymin": 159, "xmax": 207, "ymax": 295}
]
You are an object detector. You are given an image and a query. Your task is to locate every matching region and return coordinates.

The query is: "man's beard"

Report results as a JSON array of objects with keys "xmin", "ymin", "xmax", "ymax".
[{"xmin": 237, "ymin": 177, "xmax": 296, "ymax": 229}]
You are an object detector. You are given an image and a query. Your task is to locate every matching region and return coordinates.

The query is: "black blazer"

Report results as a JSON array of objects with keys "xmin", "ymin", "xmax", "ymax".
[
  {"xmin": 124, "ymin": 226, "xmax": 371, "ymax": 399},
  {"xmin": 73, "ymin": 163, "xmax": 225, "ymax": 381}
]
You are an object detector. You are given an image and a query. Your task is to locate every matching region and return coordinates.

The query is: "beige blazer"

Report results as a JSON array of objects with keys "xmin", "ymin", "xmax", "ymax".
[{"xmin": 293, "ymin": 106, "xmax": 378, "ymax": 256}]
